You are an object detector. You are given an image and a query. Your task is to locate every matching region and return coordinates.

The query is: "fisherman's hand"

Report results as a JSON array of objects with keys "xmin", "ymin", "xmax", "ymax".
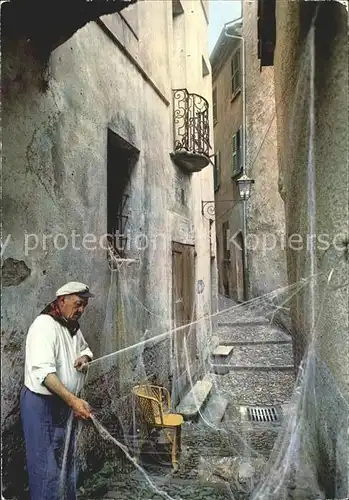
[
  {"xmin": 74, "ymin": 355, "xmax": 90, "ymax": 373},
  {"xmin": 70, "ymin": 397, "xmax": 92, "ymax": 420}
]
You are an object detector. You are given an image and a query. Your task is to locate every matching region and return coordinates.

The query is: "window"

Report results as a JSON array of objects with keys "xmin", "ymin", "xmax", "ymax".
[
  {"xmin": 107, "ymin": 129, "xmax": 139, "ymax": 258},
  {"xmin": 231, "ymin": 127, "xmax": 243, "ymax": 178},
  {"xmin": 213, "ymin": 151, "xmax": 221, "ymax": 192},
  {"xmin": 213, "ymin": 88, "xmax": 217, "ymax": 124},
  {"xmin": 231, "ymin": 49, "xmax": 241, "ymax": 97}
]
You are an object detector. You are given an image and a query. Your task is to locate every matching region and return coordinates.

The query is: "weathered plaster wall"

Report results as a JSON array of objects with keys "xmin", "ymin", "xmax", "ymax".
[
  {"xmin": 273, "ymin": 1, "xmax": 349, "ymax": 496},
  {"xmin": 1, "ymin": 1, "xmax": 215, "ymax": 496},
  {"xmin": 212, "ymin": 38, "xmax": 244, "ymax": 299},
  {"xmin": 212, "ymin": 8, "xmax": 286, "ymax": 302},
  {"xmin": 243, "ymin": 1, "xmax": 287, "ymax": 299},
  {"xmin": 170, "ymin": 0, "xmax": 217, "ymax": 395}
]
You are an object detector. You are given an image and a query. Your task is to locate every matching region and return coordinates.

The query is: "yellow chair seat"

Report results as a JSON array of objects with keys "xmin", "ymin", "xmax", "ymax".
[{"xmin": 155, "ymin": 413, "xmax": 184, "ymax": 427}]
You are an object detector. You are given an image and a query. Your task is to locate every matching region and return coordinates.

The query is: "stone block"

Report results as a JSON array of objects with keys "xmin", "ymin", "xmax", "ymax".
[
  {"xmin": 176, "ymin": 380, "xmax": 212, "ymax": 419},
  {"xmin": 212, "ymin": 345, "xmax": 234, "ymax": 357}
]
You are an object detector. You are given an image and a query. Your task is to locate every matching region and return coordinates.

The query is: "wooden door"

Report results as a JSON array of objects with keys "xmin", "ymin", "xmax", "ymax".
[
  {"xmin": 222, "ymin": 221, "xmax": 231, "ymax": 296},
  {"xmin": 235, "ymin": 232, "xmax": 244, "ymax": 302},
  {"xmin": 172, "ymin": 242, "xmax": 196, "ymax": 398}
]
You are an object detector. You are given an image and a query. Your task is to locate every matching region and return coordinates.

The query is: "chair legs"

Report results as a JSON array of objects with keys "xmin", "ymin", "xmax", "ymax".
[
  {"xmin": 138, "ymin": 425, "xmax": 182, "ymax": 471},
  {"xmin": 135, "ymin": 423, "xmax": 149, "ymax": 462},
  {"xmin": 171, "ymin": 428, "xmax": 179, "ymax": 471},
  {"xmin": 169, "ymin": 426, "xmax": 182, "ymax": 470},
  {"xmin": 176, "ymin": 425, "xmax": 182, "ymax": 453}
]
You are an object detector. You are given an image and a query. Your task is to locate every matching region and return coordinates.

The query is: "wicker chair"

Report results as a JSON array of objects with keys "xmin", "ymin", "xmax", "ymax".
[{"xmin": 132, "ymin": 384, "xmax": 183, "ymax": 470}]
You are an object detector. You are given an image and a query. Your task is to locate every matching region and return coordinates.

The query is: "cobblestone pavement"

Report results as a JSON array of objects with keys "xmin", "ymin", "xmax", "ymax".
[
  {"xmin": 209, "ymin": 371, "xmax": 294, "ymax": 407},
  {"xmin": 215, "ymin": 343, "xmax": 293, "ymax": 367},
  {"xmin": 81, "ymin": 297, "xmax": 295, "ymax": 500},
  {"xmin": 217, "ymin": 324, "xmax": 291, "ymax": 343}
]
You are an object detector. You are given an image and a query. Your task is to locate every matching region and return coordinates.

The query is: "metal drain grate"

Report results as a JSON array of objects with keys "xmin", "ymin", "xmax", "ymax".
[{"xmin": 246, "ymin": 406, "xmax": 279, "ymax": 423}]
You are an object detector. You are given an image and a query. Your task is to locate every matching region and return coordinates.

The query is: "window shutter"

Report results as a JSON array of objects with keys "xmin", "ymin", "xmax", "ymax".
[
  {"xmin": 231, "ymin": 58, "xmax": 234, "ymax": 95},
  {"xmin": 236, "ymin": 52, "xmax": 240, "ymax": 90},
  {"xmin": 231, "ymin": 50, "xmax": 241, "ymax": 96},
  {"xmin": 213, "ymin": 154, "xmax": 217, "ymax": 189},
  {"xmin": 217, "ymin": 151, "xmax": 221, "ymax": 189},
  {"xmin": 238, "ymin": 126, "xmax": 243, "ymax": 171},
  {"xmin": 232, "ymin": 134, "xmax": 237, "ymax": 177},
  {"xmin": 214, "ymin": 151, "xmax": 221, "ymax": 191},
  {"xmin": 213, "ymin": 88, "xmax": 217, "ymax": 123}
]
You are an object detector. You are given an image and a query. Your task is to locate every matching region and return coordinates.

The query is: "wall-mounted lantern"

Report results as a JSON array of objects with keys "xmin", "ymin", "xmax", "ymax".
[{"xmin": 236, "ymin": 174, "xmax": 255, "ymax": 200}]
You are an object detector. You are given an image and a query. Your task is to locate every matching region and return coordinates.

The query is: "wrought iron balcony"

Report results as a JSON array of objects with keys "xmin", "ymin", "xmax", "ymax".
[{"xmin": 171, "ymin": 89, "xmax": 211, "ymax": 173}]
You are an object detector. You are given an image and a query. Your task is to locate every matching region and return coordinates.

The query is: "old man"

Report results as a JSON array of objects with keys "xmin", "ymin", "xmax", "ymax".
[{"xmin": 20, "ymin": 282, "xmax": 94, "ymax": 500}]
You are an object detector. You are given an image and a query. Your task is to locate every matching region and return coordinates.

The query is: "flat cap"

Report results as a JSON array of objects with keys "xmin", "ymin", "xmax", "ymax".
[{"xmin": 56, "ymin": 281, "xmax": 94, "ymax": 298}]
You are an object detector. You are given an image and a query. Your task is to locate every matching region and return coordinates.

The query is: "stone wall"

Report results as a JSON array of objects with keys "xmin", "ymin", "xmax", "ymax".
[
  {"xmin": 273, "ymin": 1, "xmax": 349, "ymax": 496},
  {"xmin": 1, "ymin": 1, "xmax": 216, "ymax": 496},
  {"xmin": 242, "ymin": 1, "xmax": 287, "ymax": 300},
  {"xmin": 211, "ymin": 35, "xmax": 244, "ymax": 300},
  {"xmin": 212, "ymin": 9, "xmax": 287, "ymax": 303}
]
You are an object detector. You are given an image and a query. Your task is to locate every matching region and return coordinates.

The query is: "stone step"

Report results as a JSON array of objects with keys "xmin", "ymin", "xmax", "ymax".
[
  {"xmin": 217, "ymin": 316, "xmax": 269, "ymax": 325},
  {"xmin": 100, "ymin": 474, "xmax": 230, "ymax": 500},
  {"xmin": 212, "ymin": 345, "xmax": 234, "ymax": 356},
  {"xmin": 208, "ymin": 371, "xmax": 295, "ymax": 407},
  {"xmin": 210, "ymin": 342, "xmax": 294, "ymax": 375},
  {"xmin": 218, "ymin": 339, "xmax": 291, "ymax": 346},
  {"xmin": 199, "ymin": 393, "xmax": 228, "ymax": 426},
  {"xmin": 212, "ymin": 364, "xmax": 294, "ymax": 374},
  {"xmin": 176, "ymin": 380, "xmax": 212, "ymax": 420},
  {"xmin": 216, "ymin": 324, "xmax": 291, "ymax": 344},
  {"xmin": 218, "ymin": 319, "xmax": 269, "ymax": 326},
  {"xmin": 230, "ymin": 343, "xmax": 293, "ymax": 366}
]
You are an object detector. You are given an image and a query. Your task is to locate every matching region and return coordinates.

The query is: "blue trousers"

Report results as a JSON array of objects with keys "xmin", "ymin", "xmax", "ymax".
[{"xmin": 20, "ymin": 387, "xmax": 77, "ymax": 500}]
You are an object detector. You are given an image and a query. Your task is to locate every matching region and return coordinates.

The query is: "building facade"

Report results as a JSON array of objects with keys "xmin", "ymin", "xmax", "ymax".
[
  {"xmin": 1, "ymin": 0, "xmax": 217, "ymax": 496},
  {"xmin": 258, "ymin": 0, "xmax": 349, "ymax": 497},
  {"xmin": 210, "ymin": 23, "xmax": 244, "ymax": 301},
  {"xmin": 242, "ymin": 1, "xmax": 287, "ymax": 299},
  {"xmin": 211, "ymin": 12, "xmax": 286, "ymax": 303}
]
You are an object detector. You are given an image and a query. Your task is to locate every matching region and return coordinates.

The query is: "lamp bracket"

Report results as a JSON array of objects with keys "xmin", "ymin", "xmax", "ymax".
[{"xmin": 201, "ymin": 200, "xmax": 242, "ymax": 220}]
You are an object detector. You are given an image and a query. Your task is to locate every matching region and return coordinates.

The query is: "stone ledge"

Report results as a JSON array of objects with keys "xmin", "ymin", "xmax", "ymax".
[
  {"xmin": 199, "ymin": 394, "xmax": 228, "ymax": 426},
  {"xmin": 176, "ymin": 380, "xmax": 212, "ymax": 419},
  {"xmin": 212, "ymin": 345, "xmax": 234, "ymax": 356}
]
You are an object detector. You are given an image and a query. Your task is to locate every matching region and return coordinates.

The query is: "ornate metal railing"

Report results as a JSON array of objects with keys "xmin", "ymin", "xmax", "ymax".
[{"xmin": 173, "ymin": 89, "xmax": 210, "ymax": 158}]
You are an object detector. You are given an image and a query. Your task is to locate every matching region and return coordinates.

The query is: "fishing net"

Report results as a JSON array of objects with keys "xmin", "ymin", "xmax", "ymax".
[
  {"xmin": 70, "ymin": 18, "xmax": 348, "ymax": 500},
  {"xmin": 67, "ymin": 258, "xmax": 348, "ymax": 500}
]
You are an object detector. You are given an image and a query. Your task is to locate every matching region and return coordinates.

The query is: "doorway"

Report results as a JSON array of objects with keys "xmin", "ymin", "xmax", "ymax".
[
  {"xmin": 171, "ymin": 242, "xmax": 196, "ymax": 403},
  {"xmin": 107, "ymin": 129, "xmax": 139, "ymax": 257},
  {"xmin": 222, "ymin": 220, "xmax": 231, "ymax": 296},
  {"xmin": 235, "ymin": 231, "xmax": 244, "ymax": 302}
]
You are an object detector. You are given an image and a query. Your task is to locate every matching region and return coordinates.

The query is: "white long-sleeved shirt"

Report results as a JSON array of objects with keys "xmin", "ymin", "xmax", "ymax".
[{"xmin": 24, "ymin": 314, "xmax": 93, "ymax": 395}]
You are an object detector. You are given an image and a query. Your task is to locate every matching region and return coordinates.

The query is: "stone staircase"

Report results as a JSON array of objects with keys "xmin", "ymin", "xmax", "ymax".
[
  {"xmin": 169, "ymin": 296, "xmax": 296, "ymax": 490},
  {"xmin": 176, "ymin": 303, "xmax": 294, "ymax": 424}
]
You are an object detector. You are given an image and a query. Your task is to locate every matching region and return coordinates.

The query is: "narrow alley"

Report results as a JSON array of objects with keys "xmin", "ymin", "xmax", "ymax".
[
  {"xmin": 78, "ymin": 295, "xmax": 295, "ymax": 500},
  {"xmin": 1, "ymin": 1, "xmax": 348, "ymax": 500}
]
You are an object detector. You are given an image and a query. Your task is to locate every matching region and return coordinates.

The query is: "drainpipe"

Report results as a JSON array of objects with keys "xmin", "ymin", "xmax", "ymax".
[{"xmin": 224, "ymin": 19, "xmax": 249, "ymax": 302}]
